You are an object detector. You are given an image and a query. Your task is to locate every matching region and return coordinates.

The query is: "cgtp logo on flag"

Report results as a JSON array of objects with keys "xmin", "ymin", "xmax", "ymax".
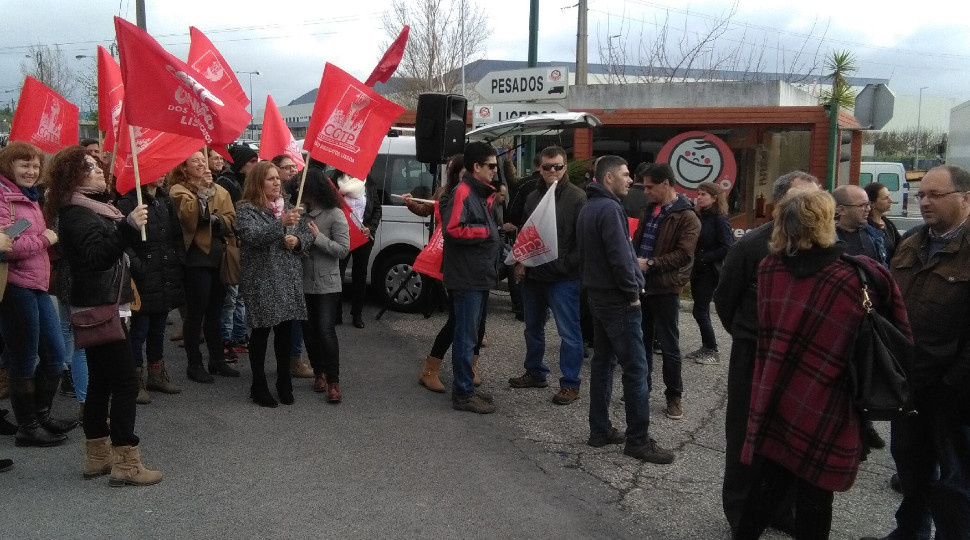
[
  {"xmin": 511, "ymin": 223, "xmax": 551, "ymax": 262},
  {"xmin": 191, "ymin": 51, "xmax": 227, "ymax": 84},
  {"xmin": 33, "ymin": 96, "xmax": 64, "ymax": 146},
  {"xmin": 317, "ymin": 87, "xmax": 378, "ymax": 154},
  {"xmin": 505, "ymin": 180, "xmax": 559, "ymax": 267}
]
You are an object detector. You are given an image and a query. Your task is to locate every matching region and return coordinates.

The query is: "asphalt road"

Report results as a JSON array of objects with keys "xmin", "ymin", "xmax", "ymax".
[{"xmin": 2, "ymin": 290, "xmax": 901, "ymax": 539}]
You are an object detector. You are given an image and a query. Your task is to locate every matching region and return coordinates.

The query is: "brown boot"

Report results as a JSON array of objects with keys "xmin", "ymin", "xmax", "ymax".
[
  {"xmin": 0, "ymin": 367, "xmax": 9, "ymax": 399},
  {"xmin": 135, "ymin": 368, "xmax": 151, "ymax": 405},
  {"xmin": 109, "ymin": 445, "xmax": 162, "ymax": 487},
  {"xmin": 83, "ymin": 437, "xmax": 113, "ymax": 479},
  {"xmin": 313, "ymin": 373, "xmax": 328, "ymax": 393},
  {"xmin": 289, "ymin": 356, "xmax": 314, "ymax": 379},
  {"xmin": 472, "ymin": 355, "xmax": 482, "ymax": 387},
  {"xmin": 146, "ymin": 362, "xmax": 181, "ymax": 394},
  {"xmin": 418, "ymin": 356, "xmax": 445, "ymax": 393},
  {"xmin": 327, "ymin": 382, "xmax": 342, "ymax": 404}
]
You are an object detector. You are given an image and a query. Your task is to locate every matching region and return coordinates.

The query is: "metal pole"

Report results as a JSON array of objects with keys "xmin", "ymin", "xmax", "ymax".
[
  {"xmin": 526, "ymin": 0, "xmax": 539, "ymax": 174},
  {"xmin": 460, "ymin": 0, "xmax": 465, "ymax": 95},
  {"xmin": 915, "ymin": 86, "xmax": 928, "ymax": 171},
  {"xmin": 826, "ymin": 102, "xmax": 838, "ymax": 192},
  {"xmin": 248, "ymin": 73, "xmax": 254, "ymax": 139},
  {"xmin": 576, "ymin": 0, "xmax": 588, "ymax": 85},
  {"xmin": 135, "ymin": 0, "xmax": 146, "ymax": 30}
]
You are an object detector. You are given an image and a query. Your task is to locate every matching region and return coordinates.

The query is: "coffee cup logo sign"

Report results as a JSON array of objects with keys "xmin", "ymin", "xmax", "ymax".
[
  {"xmin": 657, "ymin": 131, "xmax": 737, "ymax": 197},
  {"xmin": 33, "ymin": 96, "xmax": 63, "ymax": 146},
  {"xmin": 316, "ymin": 86, "xmax": 376, "ymax": 155}
]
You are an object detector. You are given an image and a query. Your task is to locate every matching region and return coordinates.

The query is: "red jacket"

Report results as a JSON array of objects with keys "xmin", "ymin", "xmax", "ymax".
[
  {"xmin": 742, "ymin": 249, "xmax": 910, "ymax": 492},
  {"xmin": 0, "ymin": 175, "xmax": 52, "ymax": 291}
]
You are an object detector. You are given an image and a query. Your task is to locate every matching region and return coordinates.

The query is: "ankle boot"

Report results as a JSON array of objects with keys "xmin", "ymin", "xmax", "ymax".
[
  {"xmin": 313, "ymin": 373, "xmax": 328, "ymax": 393},
  {"xmin": 59, "ymin": 368, "xmax": 76, "ymax": 397},
  {"xmin": 250, "ymin": 383, "xmax": 278, "ymax": 408},
  {"xmin": 186, "ymin": 362, "xmax": 214, "ymax": 384},
  {"xmin": 327, "ymin": 382, "xmax": 342, "ymax": 404},
  {"xmin": 418, "ymin": 356, "xmax": 445, "ymax": 393},
  {"xmin": 83, "ymin": 436, "xmax": 113, "ymax": 479},
  {"xmin": 276, "ymin": 378, "xmax": 294, "ymax": 405},
  {"xmin": 146, "ymin": 361, "xmax": 181, "ymax": 394},
  {"xmin": 289, "ymin": 356, "xmax": 314, "ymax": 378},
  {"xmin": 109, "ymin": 445, "xmax": 162, "ymax": 487},
  {"xmin": 472, "ymin": 355, "xmax": 482, "ymax": 387},
  {"xmin": 10, "ymin": 378, "xmax": 67, "ymax": 447},
  {"xmin": 0, "ymin": 367, "xmax": 9, "ymax": 399},
  {"xmin": 135, "ymin": 368, "xmax": 151, "ymax": 405},
  {"xmin": 34, "ymin": 373, "xmax": 78, "ymax": 434},
  {"xmin": 208, "ymin": 359, "xmax": 240, "ymax": 377}
]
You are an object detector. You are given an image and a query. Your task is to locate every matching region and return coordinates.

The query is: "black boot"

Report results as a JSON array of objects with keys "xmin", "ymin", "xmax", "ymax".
[
  {"xmin": 250, "ymin": 383, "xmax": 278, "ymax": 408},
  {"xmin": 208, "ymin": 360, "xmax": 240, "ymax": 377},
  {"xmin": 0, "ymin": 408, "xmax": 17, "ymax": 435},
  {"xmin": 9, "ymin": 378, "xmax": 67, "ymax": 447},
  {"xmin": 186, "ymin": 362, "xmax": 214, "ymax": 384},
  {"xmin": 35, "ymin": 372, "xmax": 78, "ymax": 434},
  {"xmin": 276, "ymin": 378, "xmax": 294, "ymax": 405}
]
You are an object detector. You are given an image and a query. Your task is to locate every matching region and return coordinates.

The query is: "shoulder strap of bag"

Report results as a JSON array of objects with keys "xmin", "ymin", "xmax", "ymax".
[{"xmin": 840, "ymin": 254, "xmax": 873, "ymax": 312}]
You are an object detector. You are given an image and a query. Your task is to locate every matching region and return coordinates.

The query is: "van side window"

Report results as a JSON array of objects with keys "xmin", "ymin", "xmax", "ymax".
[
  {"xmin": 383, "ymin": 155, "xmax": 434, "ymax": 205},
  {"xmin": 859, "ymin": 172, "xmax": 873, "ymax": 187},
  {"xmin": 876, "ymin": 172, "xmax": 900, "ymax": 191}
]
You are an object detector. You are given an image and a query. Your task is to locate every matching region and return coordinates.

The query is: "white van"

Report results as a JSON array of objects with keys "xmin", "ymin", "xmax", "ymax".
[{"xmin": 859, "ymin": 162, "xmax": 909, "ymax": 217}]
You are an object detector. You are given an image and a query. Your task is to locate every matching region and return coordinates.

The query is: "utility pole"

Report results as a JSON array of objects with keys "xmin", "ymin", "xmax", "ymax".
[
  {"xmin": 526, "ymin": 0, "xmax": 539, "ymax": 173},
  {"xmin": 575, "ymin": 0, "xmax": 588, "ymax": 85},
  {"xmin": 135, "ymin": 0, "xmax": 147, "ymax": 30}
]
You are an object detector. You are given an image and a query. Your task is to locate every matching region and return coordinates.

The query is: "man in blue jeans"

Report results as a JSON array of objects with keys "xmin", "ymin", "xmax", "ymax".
[
  {"xmin": 577, "ymin": 155, "xmax": 674, "ymax": 464},
  {"xmin": 631, "ymin": 163, "xmax": 700, "ymax": 421},
  {"xmin": 508, "ymin": 146, "xmax": 587, "ymax": 405},
  {"xmin": 439, "ymin": 141, "xmax": 502, "ymax": 414}
]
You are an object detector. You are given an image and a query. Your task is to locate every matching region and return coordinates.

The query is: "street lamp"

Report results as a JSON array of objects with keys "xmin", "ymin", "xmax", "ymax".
[
  {"xmin": 915, "ymin": 86, "xmax": 929, "ymax": 171},
  {"xmin": 235, "ymin": 70, "xmax": 260, "ymax": 140}
]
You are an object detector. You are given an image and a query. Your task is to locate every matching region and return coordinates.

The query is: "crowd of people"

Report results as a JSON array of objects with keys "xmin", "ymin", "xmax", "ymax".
[{"xmin": 1, "ymin": 136, "xmax": 968, "ymax": 540}]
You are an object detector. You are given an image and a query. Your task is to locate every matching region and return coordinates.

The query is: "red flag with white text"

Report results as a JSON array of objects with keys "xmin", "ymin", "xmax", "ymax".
[
  {"xmin": 258, "ymin": 95, "xmax": 304, "ymax": 170},
  {"xmin": 97, "ymin": 46, "xmax": 125, "ymax": 152},
  {"xmin": 364, "ymin": 26, "xmax": 409, "ymax": 87},
  {"xmin": 112, "ymin": 108, "xmax": 201, "ymax": 195},
  {"xmin": 187, "ymin": 27, "xmax": 250, "ymax": 109},
  {"xmin": 303, "ymin": 63, "xmax": 404, "ymax": 181},
  {"xmin": 9, "ymin": 76, "xmax": 79, "ymax": 154},
  {"xmin": 113, "ymin": 16, "xmax": 250, "ymax": 145}
]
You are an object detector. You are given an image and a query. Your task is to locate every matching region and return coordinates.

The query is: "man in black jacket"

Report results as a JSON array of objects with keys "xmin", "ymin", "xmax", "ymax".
[
  {"xmin": 578, "ymin": 155, "xmax": 674, "ymax": 464},
  {"xmin": 440, "ymin": 141, "xmax": 502, "ymax": 414},
  {"xmin": 508, "ymin": 146, "xmax": 587, "ymax": 405},
  {"xmin": 217, "ymin": 145, "xmax": 258, "ymax": 204}
]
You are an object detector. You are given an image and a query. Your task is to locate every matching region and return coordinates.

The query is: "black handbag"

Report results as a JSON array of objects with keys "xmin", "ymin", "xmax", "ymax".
[{"xmin": 844, "ymin": 257, "xmax": 917, "ymax": 421}]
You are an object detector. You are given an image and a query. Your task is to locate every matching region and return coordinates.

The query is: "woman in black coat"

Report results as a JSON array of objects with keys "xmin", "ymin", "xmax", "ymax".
[
  {"xmin": 44, "ymin": 146, "xmax": 161, "ymax": 486},
  {"xmin": 686, "ymin": 181, "xmax": 734, "ymax": 365},
  {"xmin": 331, "ymin": 169, "xmax": 381, "ymax": 328},
  {"xmin": 117, "ymin": 180, "xmax": 186, "ymax": 402}
]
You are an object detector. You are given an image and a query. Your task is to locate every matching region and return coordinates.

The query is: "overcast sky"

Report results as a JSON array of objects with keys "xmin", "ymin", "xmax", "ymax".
[{"xmin": 2, "ymin": 0, "xmax": 970, "ymax": 117}]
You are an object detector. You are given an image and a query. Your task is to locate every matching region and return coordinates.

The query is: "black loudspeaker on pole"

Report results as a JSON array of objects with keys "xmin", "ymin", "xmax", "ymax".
[{"xmin": 415, "ymin": 93, "xmax": 467, "ymax": 164}]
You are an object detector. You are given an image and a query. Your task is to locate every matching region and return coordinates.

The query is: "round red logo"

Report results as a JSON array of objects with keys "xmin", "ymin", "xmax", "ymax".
[
  {"xmin": 478, "ymin": 106, "xmax": 491, "ymax": 118},
  {"xmin": 656, "ymin": 131, "xmax": 737, "ymax": 197},
  {"xmin": 550, "ymin": 69, "xmax": 562, "ymax": 81}
]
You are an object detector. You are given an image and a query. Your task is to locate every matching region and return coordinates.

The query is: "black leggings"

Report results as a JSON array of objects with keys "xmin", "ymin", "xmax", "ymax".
[
  {"xmin": 249, "ymin": 320, "xmax": 292, "ymax": 391},
  {"xmin": 734, "ymin": 458, "xmax": 834, "ymax": 540},
  {"xmin": 182, "ymin": 267, "xmax": 226, "ymax": 366},
  {"xmin": 338, "ymin": 241, "xmax": 373, "ymax": 319},
  {"xmin": 303, "ymin": 293, "xmax": 341, "ymax": 382},
  {"xmin": 429, "ymin": 291, "xmax": 486, "ymax": 359},
  {"xmin": 83, "ymin": 326, "xmax": 139, "ymax": 446}
]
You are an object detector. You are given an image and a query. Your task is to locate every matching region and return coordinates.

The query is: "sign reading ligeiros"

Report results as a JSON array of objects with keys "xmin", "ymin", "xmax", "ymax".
[
  {"xmin": 474, "ymin": 66, "xmax": 569, "ymax": 103},
  {"xmin": 472, "ymin": 102, "xmax": 568, "ymax": 127}
]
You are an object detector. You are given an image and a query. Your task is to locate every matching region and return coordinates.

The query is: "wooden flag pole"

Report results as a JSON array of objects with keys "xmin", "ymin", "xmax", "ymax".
[
  {"xmin": 294, "ymin": 160, "xmax": 310, "ymax": 209},
  {"xmin": 127, "ymin": 125, "xmax": 147, "ymax": 241}
]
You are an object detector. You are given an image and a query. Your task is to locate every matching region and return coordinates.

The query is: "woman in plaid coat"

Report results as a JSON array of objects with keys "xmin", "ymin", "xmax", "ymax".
[{"xmin": 735, "ymin": 189, "xmax": 910, "ymax": 540}]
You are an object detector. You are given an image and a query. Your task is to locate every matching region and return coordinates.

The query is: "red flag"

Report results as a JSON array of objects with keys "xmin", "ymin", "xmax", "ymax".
[
  {"xmin": 112, "ymin": 107, "xmax": 201, "ymax": 195},
  {"xmin": 187, "ymin": 27, "xmax": 249, "ymax": 108},
  {"xmin": 340, "ymin": 197, "xmax": 371, "ymax": 252},
  {"xmin": 258, "ymin": 95, "xmax": 305, "ymax": 170},
  {"xmin": 303, "ymin": 63, "xmax": 404, "ymax": 180},
  {"xmin": 113, "ymin": 16, "xmax": 250, "ymax": 145},
  {"xmin": 9, "ymin": 76, "xmax": 79, "ymax": 154},
  {"xmin": 413, "ymin": 204, "xmax": 443, "ymax": 279},
  {"xmin": 97, "ymin": 46, "xmax": 125, "ymax": 152},
  {"xmin": 364, "ymin": 26, "xmax": 409, "ymax": 87}
]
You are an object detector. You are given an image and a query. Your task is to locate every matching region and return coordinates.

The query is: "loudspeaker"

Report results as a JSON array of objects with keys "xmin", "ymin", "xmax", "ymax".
[{"xmin": 415, "ymin": 93, "xmax": 467, "ymax": 164}]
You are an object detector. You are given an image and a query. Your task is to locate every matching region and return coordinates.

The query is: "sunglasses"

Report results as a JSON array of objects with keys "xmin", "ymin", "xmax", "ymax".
[
  {"xmin": 480, "ymin": 162, "xmax": 498, "ymax": 170},
  {"xmin": 541, "ymin": 163, "xmax": 565, "ymax": 172}
]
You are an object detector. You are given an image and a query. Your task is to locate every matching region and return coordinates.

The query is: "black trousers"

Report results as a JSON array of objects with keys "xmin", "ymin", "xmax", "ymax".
[
  {"xmin": 182, "ymin": 266, "xmax": 227, "ymax": 366},
  {"xmin": 303, "ymin": 294, "xmax": 341, "ymax": 382},
  {"xmin": 339, "ymin": 241, "xmax": 373, "ymax": 319},
  {"xmin": 249, "ymin": 320, "xmax": 292, "ymax": 392},
  {"xmin": 83, "ymin": 325, "xmax": 139, "ymax": 446},
  {"xmin": 734, "ymin": 458, "xmax": 834, "ymax": 540}
]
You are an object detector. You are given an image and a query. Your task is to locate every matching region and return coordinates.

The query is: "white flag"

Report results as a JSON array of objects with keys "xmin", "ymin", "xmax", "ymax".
[{"xmin": 505, "ymin": 181, "xmax": 559, "ymax": 267}]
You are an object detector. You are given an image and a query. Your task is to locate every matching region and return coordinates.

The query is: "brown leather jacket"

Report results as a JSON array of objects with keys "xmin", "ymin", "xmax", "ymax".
[{"xmin": 631, "ymin": 194, "xmax": 700, "ymax": 295}]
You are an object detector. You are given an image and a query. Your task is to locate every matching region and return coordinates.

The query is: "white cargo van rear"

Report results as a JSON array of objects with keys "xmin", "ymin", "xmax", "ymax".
[{"xmin": 859, "ymin": 162, "xmax": 909, "ymax": 217}]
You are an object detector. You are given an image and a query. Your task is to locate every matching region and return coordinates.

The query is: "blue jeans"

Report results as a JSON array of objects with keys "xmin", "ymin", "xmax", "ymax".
[
  {"xmin": 587, "ymin": 298, "xmax": 651, "ymax": 444},
  {"xmin": 290, "ymin": 320, "xmax": 304, "ymax": 356},
  {"xmin": 521, "ymin": 278, "xmax": 584, "ymax": 388},
  {"xmin": 887, "ymin": 387, "xmax": 970, "ymax": 540},
  {"xmin": 0, "ymin": 285, "xmax": 66, "ymax": 379},
  {"xmin": 57, "ymin": 300, "xmax": 88, "ymax": 403},
  {"xmin": 449, "ymin": 289, "xmax": 488, "ymax": 398},
  {"xmin": 641, "ymin": 293, "xmax": 683, "ymax": 398},
  {"xmin": 129, "ymin": 311, "xmax": 167, "ymax": 367},
  {"xmin": 220, "ymin": 284, "xmax": 247, "ymax": 342}
]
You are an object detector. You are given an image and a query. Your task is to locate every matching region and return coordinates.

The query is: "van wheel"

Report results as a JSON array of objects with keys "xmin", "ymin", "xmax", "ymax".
[{"xmin": 375, "ymin": 252, "xmax": 427, "ymax": 313}]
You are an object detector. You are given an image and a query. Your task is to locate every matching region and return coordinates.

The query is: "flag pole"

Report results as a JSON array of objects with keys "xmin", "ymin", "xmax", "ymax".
[
  {"xmin": 128, "ymin": 125, "xmax": 147, "ymax": 241},
  {"xmin": 107, "ymin": 139, "xmax": 119, "ymax": 191},
  {"xmin": 294, "ymin": 159, "xmax": 310, "ymax": 208}
]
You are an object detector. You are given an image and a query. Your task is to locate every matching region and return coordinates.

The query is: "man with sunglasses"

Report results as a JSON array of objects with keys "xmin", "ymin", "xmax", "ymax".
[
  {"xmin": 508, "ymin": 146, "xmax": 587, "ymax": 405},
  {"xmin": 440, "ymin": 141, "xmax": 502, "ymax": 414}
]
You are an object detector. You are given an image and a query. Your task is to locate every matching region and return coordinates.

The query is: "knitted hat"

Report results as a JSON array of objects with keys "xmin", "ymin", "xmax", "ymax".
[{"xmin": 228, "ymin": 145, "xmax": 258, "ymax": 173}]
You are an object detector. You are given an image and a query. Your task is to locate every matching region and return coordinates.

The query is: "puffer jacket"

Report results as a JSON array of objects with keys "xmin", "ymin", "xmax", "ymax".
[
  {"xmin": 521, "ymin": 179, "xmax": 586, "ymax": 282},
  {"xmin": 632, "ymin": 194, "xmax": 700, "ymax": 295},
  {"xmin": 440, "ymin": 173, "xmax": 501, "ymax": 291},
  {"xmin": 0, "ymin": 175, "xmax": 53, "ymax": 291},
  {"xmin": 58, "ymin": 202, "xmax": 135, "ymax": 307}
]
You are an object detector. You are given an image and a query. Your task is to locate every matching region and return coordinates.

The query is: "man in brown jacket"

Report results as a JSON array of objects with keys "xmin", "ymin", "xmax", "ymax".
[{"xmin": 632, "ymin": 163, "xmax": 700, "ymax": 420}]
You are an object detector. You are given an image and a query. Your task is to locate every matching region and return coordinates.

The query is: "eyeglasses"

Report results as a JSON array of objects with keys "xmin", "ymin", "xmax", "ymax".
[
  {"xmin": 83, "ymin": 161, "xmax": 98, "ymax": 172},
  {"xmin": 915, "ymin": 190, "xmax": 964, "ymax": 201},
  {"xmin": 842, "ymin": 202, "xmax": 871, "ymax": 209},
  {"xmin": 541, "ymin": 163, "xmax": 565, "ymax": 172},
  {"xmin": 480, "ymin": 162, "xmax": 498, "ymax": 170}
]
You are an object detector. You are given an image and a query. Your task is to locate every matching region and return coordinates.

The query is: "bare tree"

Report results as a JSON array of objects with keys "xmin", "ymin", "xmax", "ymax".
[
  {"xmin": 381, "ymin": 0, "xmax": 490, "ymax": 108},
  {"xmin": 20, "ymin": 44, "xmax": 77, "ymax": 99}
]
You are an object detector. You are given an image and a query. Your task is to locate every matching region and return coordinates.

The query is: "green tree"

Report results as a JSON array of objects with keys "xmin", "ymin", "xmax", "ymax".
[{"xmin": 818, "ymin": 50, "xmax": 857, "ymax": 108}]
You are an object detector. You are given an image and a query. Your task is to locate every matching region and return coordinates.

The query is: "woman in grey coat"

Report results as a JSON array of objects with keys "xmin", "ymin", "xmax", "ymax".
[
  {"xmin": 235, "ymin": 161, "xmax": 312, "ymax": 408},
  {"xmin": 297, "ymin": 167, "xmax": 350, "ymax": 403}
]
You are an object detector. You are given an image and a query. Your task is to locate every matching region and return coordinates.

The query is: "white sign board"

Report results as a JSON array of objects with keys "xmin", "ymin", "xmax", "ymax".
[
  {"xmin": 474, "ymin": 66, "xmax": 569, "ymax": 103},
  {"xmin": 473, "ymin": 102, "xmax": 569, "ymax": 128}
]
